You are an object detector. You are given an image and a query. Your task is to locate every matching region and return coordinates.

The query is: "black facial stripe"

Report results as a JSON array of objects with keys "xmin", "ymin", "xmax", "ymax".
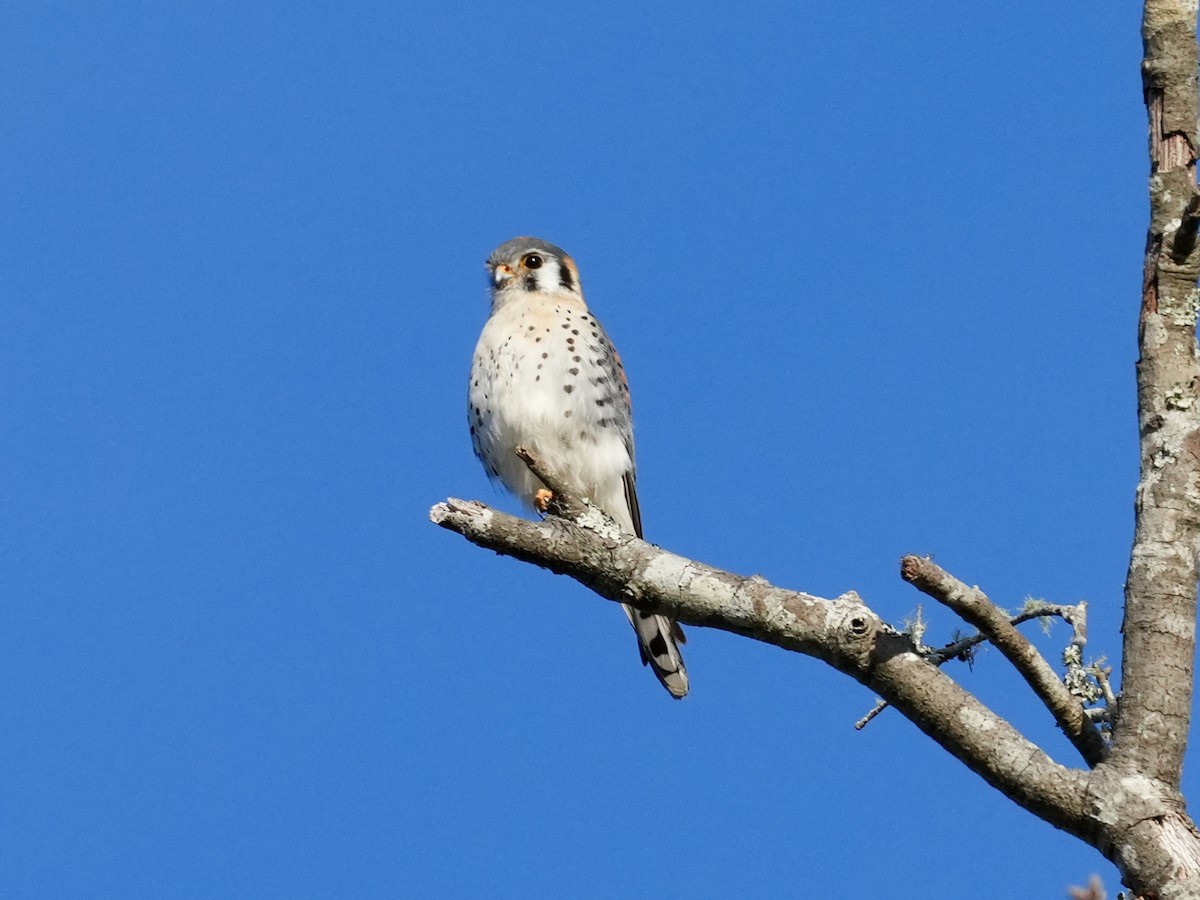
[
  {"xmin": 523, "ymin": 273, "xmax": 539, "ymax": 291},
  {"xmin": 559, "ymin": 263, "xmax": 574, "ymax": 291}
]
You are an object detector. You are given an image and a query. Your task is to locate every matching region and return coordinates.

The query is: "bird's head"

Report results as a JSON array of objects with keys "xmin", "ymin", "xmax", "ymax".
[{"xmin": 486, "ymin": 237, "xmax": 583, "ymax": 303}]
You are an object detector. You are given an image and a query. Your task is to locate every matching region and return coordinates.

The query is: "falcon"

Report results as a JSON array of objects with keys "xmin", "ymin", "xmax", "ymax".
[{"xmin": 467, "ymin": 237, "xmax": 688, "ymax": 698}]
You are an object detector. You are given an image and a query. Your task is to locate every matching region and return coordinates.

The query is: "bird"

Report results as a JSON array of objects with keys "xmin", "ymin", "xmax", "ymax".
[{"xmin": 467, "ymin": 236, "xmax": 688, "ymax": 698}]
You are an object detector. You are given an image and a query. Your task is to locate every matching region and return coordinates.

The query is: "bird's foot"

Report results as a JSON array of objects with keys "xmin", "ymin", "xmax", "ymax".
[{"xmin": 533, "ymin": 488, "xmax": 554, "ymax": 513}]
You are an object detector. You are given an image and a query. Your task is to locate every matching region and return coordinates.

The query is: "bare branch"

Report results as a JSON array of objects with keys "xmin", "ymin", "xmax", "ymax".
[
  {"xmin": 854, "ymin": 698, "xmax": 888, "ymax": 731},
  {"xmin": 855, "ymin": 600, "xmax": 1107, "ymax": 732},
  {"xmin": 1116, "ymin": 0, "xmax": 1200, "ymax": 786},
  {"xmin": 900, "ymin": 556, "xmax": 1108, "ymax": 766},
  {"xmin": 512, "ymin": 445, "xmax": 591, "ymax": 521},
  {"xmin": 928, "ymin": 600, "xmax": 1081, "ymax": 665},
  {"xmin": 431, "ymin": 498, "xmax": 1093, "ymax": 838},
  {"xmin": 1095, "ymin": 665, "xmax": 1118, "ymax": 711}
]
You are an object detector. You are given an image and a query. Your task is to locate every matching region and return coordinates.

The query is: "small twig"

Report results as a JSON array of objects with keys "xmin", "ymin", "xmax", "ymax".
[
  {"xmin": 1069, "ymin": 600, "xmax": 1089, "ymax": 646},
  {"xmin": 854, "ymin": 698, "xmax": 888, "ymax": 730},
  {"xmin": 1095, "ymin": 664, "xmax": 1117, "ymax": 711},
  {"xmin": 900, "ymin": 556, "xmax": 1108, "ymax": 766},
  {"xmin": 858, "ymin": 600, "xmax": 1114, "ymax": 732},
  {"xmin": 856, "ymin": 602, "xmax": 1089, "ymax": 729},
  {"xmin": 513, "ymin": 445, "xmax": 590, "ymax": 520},
  {"xmin": 1095, "ymin": 666, "xmax": 1116, "ymax": 707},
  {"xmin": 927, "ymin": 602, "xmax": 1078, "ymax": 665}
]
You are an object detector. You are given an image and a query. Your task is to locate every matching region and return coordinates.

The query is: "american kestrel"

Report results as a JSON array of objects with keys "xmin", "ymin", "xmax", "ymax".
[{"xmin": 468, "ymin": 236, "xmax": 688, "ymax": 698}]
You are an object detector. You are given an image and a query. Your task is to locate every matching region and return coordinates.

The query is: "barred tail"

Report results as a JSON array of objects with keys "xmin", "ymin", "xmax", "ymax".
[{"xmin": 623, "ymin": 604, "xmax": 688, "ymax": 698}]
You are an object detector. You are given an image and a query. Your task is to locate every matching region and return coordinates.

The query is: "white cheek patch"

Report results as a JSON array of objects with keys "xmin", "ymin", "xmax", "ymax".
[
  {"xmin": 527, "ymin": 260, "xmax": 577, "ymax": 296},
  {"xmin": 532, "ymin": 264, "xmax": 555, "ymax": 293}
]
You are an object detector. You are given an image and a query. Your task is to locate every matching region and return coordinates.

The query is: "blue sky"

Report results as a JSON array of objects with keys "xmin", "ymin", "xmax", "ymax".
[{"xmin": 1, "ymin": 2, "xmax": 1161, "ymax": 896}]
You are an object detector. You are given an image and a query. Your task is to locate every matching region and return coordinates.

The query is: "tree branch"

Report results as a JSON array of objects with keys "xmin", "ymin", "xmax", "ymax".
[
  {"xmin": 900, "ymin": 556, "xmax": 1108, "ymax": 766},
  {"xmin": 431, "ymin": 497, "xmax": 1094, "ymax": 840},
  {"xmin": 927, "ymin": 600, "xmax": 1084, "ymax": 667},
  {"xmin": 855, "ymin": 600, "xmax": 1107, "ymax": 733},
  {"xmin": 1115, "ymin": 0, "xmax": 1200, "ymax": 787}
]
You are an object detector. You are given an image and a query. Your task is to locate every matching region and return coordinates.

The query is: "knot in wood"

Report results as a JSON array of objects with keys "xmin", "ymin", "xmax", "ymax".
[{"xmin": 828, "ymin": 591, "xmax": 877, "ymax": 662}]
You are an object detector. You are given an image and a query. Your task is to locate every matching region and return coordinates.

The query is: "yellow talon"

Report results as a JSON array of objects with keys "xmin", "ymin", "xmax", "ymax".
[{"xmin": 534, "ymin": 488, "xmax": 554, "ymax": 513}]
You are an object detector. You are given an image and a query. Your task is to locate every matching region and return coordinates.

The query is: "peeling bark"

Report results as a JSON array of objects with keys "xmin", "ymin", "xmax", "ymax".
[{"xmin": 1117, "ymin": 0, "xmax": 1200, "ymax": 793}]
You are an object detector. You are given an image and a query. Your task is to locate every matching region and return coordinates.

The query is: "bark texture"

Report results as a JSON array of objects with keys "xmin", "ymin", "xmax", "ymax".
[
  {"xmin": 1118, "ymin": 0, "xmax": 1200, "ymax": 793},
  {"xmin": 433, "ymin": 3, "xmax": 1200, "ymax": 895}
]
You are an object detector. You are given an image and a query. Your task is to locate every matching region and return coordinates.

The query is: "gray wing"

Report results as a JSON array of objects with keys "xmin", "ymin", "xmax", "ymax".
[
  {"xmin": 598, "ymin": 319, "xmax": 689, "ymax": 696},
  {"xmin": 591, "ymin": 319, "xmax": 637, "ymax": 476}
]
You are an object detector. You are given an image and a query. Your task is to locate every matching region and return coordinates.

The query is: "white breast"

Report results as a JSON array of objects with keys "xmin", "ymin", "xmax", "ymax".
[{"xmin": 468, "ymin": 296, "xmax": 636, "ymax": 531}]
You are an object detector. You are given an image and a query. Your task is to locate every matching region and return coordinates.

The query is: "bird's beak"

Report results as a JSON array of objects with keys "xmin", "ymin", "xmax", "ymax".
[{"xmin": 490, "ymin": 263, "xmax": 516, "ymax": 288}]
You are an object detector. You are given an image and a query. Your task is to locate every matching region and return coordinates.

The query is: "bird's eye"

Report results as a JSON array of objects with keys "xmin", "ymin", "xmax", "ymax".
[{"xmin": 522, "ymin": 253, "xmax": 543, "ymax": 269}]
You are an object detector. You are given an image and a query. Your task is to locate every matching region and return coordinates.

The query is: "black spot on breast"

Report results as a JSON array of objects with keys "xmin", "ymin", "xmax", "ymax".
[
  {"xmin": 595, "ymin": 398, "xmax": 610, "ymax": 407},
  {"xmin": 571, "ymin": 329, "xmax": 579, "ymax": 335},
  {"xmin": 563, "ymin": 385, "xmax": 574, "ymax": 394},
  {"xmin": 542, "ymin": 352, "xmax": 549, "ymax": 359},
  {"xmin": 572, "ymin": 355, "xmax": 581, "ymax": 362},
  {"xmin": 563, "ymin": 410, "xmax": 572, "ymax": 418},
  {"xmin": 568, "ymin": 367, "xmax": 579, "ymax": 375}
]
